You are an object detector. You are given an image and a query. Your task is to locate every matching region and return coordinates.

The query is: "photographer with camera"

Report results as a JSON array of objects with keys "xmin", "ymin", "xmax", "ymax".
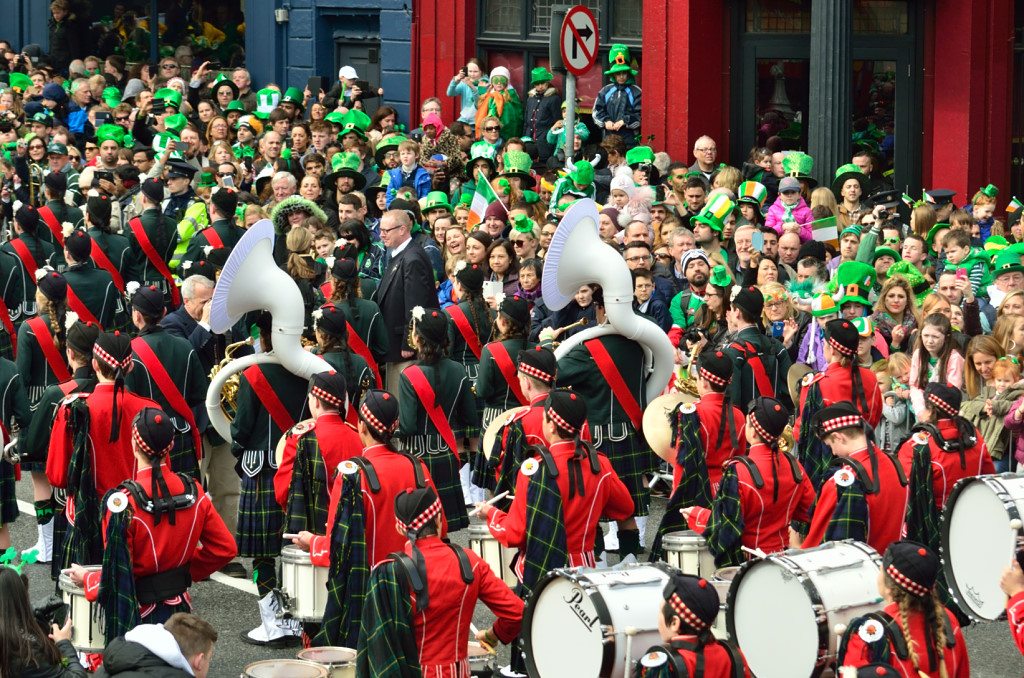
[{"xmin": 0, "ymin": 567, "xmax": 88, "ymax": 677}]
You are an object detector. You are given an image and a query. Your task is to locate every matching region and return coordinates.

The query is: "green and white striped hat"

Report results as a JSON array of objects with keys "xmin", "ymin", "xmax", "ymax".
[
  {"xmin": 736, "ymin": 181, "xmax": 768, "ymax": 207},
  {"xmin": 254, "ymin": 88, "xmax": 281, "ymax": 118}
]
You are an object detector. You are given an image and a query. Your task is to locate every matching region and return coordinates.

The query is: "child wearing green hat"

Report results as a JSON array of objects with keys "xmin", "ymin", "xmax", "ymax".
[
  {"xmin": 523, "ymin": 66, "xmax": 560, "ymax": 162},
  {"xmin": 546, "ymin": 100, "xmax": 590, "ymax": 159},
  {"xmin": 968, "ymin": 183, "xmax": 999, "ymax": 240},
  {"xmin": 548, "ymin": 160, "xmax": 595, "ymax": 213},
  {"xmin": 593, "ymin": 44, "xmax": 642, "ymax": 149},
  {"xmin": 942, "ymin": 229, "xmax": 992, "ymax": 298}
]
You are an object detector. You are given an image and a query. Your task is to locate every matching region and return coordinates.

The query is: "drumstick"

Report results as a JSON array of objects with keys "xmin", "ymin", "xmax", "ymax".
[
  {"xmin": 282, "ymin": 533, "xmax": 301, "ymax": 541},
  {"xmin": 741, "ymin": 546, "xmax": 767, "ymax": 559},
  {"xmin": 467, "ymin": 491, "xmax": 510, "ymax": 518},
  {"xmin": 470, "ymin": 623, "xmax": 497, "ymax": 655}
]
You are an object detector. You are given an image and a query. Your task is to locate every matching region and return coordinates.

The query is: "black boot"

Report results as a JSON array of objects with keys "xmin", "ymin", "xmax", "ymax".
[{"xmin": 617, "ymin": 528, "xmax": 642, "ymax": 559}]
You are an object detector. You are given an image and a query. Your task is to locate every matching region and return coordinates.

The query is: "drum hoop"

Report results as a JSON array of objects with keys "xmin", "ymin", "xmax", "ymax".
[
  {"xmin": 940, "ymin": 474, "xmax": 1022, "ymax": 622},
  {"xmin": 522, "ymin": 568, "xmax": 615, "ymax": 678}
]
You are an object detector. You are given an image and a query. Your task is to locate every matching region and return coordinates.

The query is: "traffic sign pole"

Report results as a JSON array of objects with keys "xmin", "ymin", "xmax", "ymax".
[
  {"xmin": 555, "ymin": 4, "xmax": 598, "ymax": 170},
  {"xmin": 564, "ymin": 74, "xmax": 576, "ymax": 170}
]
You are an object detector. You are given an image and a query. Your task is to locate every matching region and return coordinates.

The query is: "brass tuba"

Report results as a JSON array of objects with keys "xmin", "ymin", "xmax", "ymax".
[{"xmin": 209, "ymin": 337, "xmax": 254, "ymax": 421}]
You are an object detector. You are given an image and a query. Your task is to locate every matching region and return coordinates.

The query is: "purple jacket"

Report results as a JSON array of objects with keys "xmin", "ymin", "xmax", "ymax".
[
  {"xmin": 1003, "ymin": 396, "xmax": 1024, "ymax": 463},
  {"xmin": 764, "ymin": 196, "xmax": 814, "ymax": 241}
]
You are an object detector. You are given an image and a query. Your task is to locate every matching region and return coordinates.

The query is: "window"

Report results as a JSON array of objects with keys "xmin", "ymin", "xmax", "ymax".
[
  {"xmin": 531, "ymin": 0, "xmax": 600, "ymax": 35},
  {"xmin": 479, "ymin": 0, "xmax": 637, "ymax": 46},
  {"xmin": 482, "ymin": 0, "xmax": 522, "ymax": 34},
  {"xmin": 745, "ymin": 0, "xmax": 812, "ymax": 33},
  {"xmin": 611, "ymin": 0, "xmax": 643, "ymax": 40},
  {"xmin": 852, "ymin": 0, "xmax": 908, "ymax": 34}
]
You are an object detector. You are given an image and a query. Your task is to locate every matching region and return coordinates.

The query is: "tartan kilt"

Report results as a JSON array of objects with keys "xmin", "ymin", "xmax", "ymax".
[
  {"xmin": 594, "ymin": 427, "xmax": 651, "ymax": 517},
  {"xmin": 20, "ymin": 459, "xmax": 46, "ymax": 473},
  {"xmin": 237, "ymin": 466, "xmax": 285, "ymax": 558},
  {"xmin": 403, "ymin": 434, "xmax": 469, "ymax": 532},
  {"xmin": 144, "ymin": 599, "xmax": 192, "ymax": 625},
  {"xmin": 168, "ymin": 430, "xmax": 199, "ymax": 479},
  {"xmin": 0, "ymin": 459, "xmax": 16, "ymax": 524}
]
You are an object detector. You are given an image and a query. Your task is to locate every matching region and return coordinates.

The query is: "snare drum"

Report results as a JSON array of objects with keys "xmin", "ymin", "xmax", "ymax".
[
  {"xmin": 467, "ymin": 641, "xmax": 497, "ymax": 677},
  {"xmin": 279, "ymin": 545, "xmax": 329, "ymax": 622},
  {"xmin": 662, "ymin": 531, "xmax": 716, "ymax": 578},
  {"xmin": 296, "ymin": 648, "xmax": 356, "ymax": 678},
  {"xmin": 709, "ymin": 566, "xmax": 740, "ymax": 640},
  {"xmin": 942, "ymin": 473, "xmax": 1024, "ymax": 620},
  {"xmin": 58, "ymin": 566, "xmax": 104, "ymax": 651},
  {"xmin": 727, "ymin": 540, "xmax": 883, "ymax": 678},
  {"xmin": 523, "ymin": 564, "xmax": 670, "ymax": 678},
  {"xmin": 242, "ymin": 659, "xmax": 328, "ymax": 677},
  {"xmin": 467, "ymin": 523, "xmax": 518, "ymax": 587}
]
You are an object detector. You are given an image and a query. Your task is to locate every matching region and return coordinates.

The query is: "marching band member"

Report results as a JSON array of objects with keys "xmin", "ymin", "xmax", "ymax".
[
  {"xmin": 322, "ymin": 256, "xmax": 388, "ymax": 389},
  {"xmin": 838, "ymin": 541, "xmax": 969, "ymax": 677},
  {"xmin": 84, "ymin": 195, "xmax": 132, "ymax": 327},
  {"xmin": 179, "ymin": 187, "xmax": 244, "ymax": 268},
  {"xmin": 234, "ymin": 311, "xmax": 309, "ymax": 648},
  {"xmin": 476, "ymin": 294, "xmax": 534, "ymax": 420},
  {"xmin": 3, "ymin": 205, "xmax": 57, "ymax": 322},
  {"xmin": 20, "ymin": 318, "xmax": 99, "ymax": 567},
  {"xmin": 682, "ymin": 396, "xmax": 814, "ymax": 567},
  {"xmin": 551, "ymin": 286, "xmax": 648, "ymax": 557},
  {"xmin": 0, "ymin": 334, "xmax": 31, "ymax": 551},
  {"xmin": 311, "ymin": 303, "xmax": 373, "ymax": 424},
  {"xmin": 473, "ymin": 346, "xmax": 560, "ymax": 503},
  {"xmin": 1000, "ymin": 560, "xmax": 1024, "ymax": 656},
  {"xmin": 795, "ymin": 318, "xmax": 883, "ymax": 490},
  {"xmin": 290, "ymin": 389, "xmax": 441, "ymax": 647},
  {"xmin": 480, "ymin": 389, "xmax": 634, "ymax": 584},
  {"xmin": 126, "ymin": 284, "xmax": 208, "ymax": 478},
  {"xmin": 357, "ymin": 486, "xmax": 524, "ymax": 677},
  {"xmin": 62, "ymin": 229, "xmax": 123, "ymax": 330},
  {"xmin": 723, "ymin": 285, "xmax": 792, "ymax": 410},
  {"xmin": 800, "ymin": 403, "xmax": 908, "ymax": 554},
  {"xmin": 47, "ymin": 331, "xmax": 160, "ymax": 570},
  {"xmin": 398, "ymin": 306, "xmax": 479, "ymax": 532},
  {"xmin": 126, "ymin": 178, "xmax": 180, "ymax": 309},
  {"xmin": 632, "ymin": 572, "xmax": 749, "ymax": 677},
  {"xmin": 274, "ymin": 370, "xmax": 362, "ymax": 535},
  {"xmin": 64, "ymin": 407, "xmax": 236, "ymax": 645}
]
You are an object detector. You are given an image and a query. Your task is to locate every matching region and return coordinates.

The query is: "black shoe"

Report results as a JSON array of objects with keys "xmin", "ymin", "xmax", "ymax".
[
  {"xmin": 220, "ymin": 562, "xmax": 247, "ymax": 579},
  {"xmin": 239, "ymin": 629, "xmax": 301, "ymax": 648},
  {"xmin": 617, "ymin": 528, "xmax": 643, "ymax": 558}
]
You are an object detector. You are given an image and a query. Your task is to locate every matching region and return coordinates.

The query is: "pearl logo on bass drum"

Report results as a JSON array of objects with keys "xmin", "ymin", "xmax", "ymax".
[{"xmin": 563, "ymin": 588, "xmax": 599, "ymax": 630}]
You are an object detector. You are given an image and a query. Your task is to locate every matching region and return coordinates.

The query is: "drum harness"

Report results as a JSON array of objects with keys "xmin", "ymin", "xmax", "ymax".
[
  {"xmin": 347, "ymin": 450, "xmax": 427, "ymax": 495},
  {"xmin": 837, "ymin": 610, "xmax": 955, "ymax": 672},
  {"xmin": 567, "ymin": 441, "xmax": 601, "ymax": 499},
  {"xmin": 828, "ymin": 444, "xmax": 908, "ymax": 494},
  {"xmin": 910, "ymin": 421, "xmax": 978, "ymax": 471},
  {"xmin": 647, "ymin": 636, "xmax": 745, "ymax": 678}
]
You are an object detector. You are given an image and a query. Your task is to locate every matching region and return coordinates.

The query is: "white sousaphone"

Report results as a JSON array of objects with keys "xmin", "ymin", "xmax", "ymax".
[
  {"xmin": 541, "ymin": 199, "xmax": 674, "ymax": 403},
  {"xmin": 204, "ymin": 219, "xmax": 332, "ymax": 442}
]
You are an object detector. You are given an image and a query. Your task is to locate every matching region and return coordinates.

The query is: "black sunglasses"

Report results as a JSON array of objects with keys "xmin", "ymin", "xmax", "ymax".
[{"xmin": 483, "ymin": 126, "xmax": 500, "ymax": 132}]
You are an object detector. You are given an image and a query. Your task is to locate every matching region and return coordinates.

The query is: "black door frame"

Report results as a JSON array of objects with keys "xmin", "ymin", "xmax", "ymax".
[{"xmin": 730, "ymin": 0, "xmax": 923, "ymax": 192}]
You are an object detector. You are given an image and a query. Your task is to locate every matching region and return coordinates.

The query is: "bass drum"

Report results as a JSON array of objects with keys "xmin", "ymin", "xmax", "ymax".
[
  {"xmin": 942, "ymin": 473, "xmax": 1024, "ymax": 621},
  {"xmin": 523, "ymin": 564, "xmax": 670, "ymax": 678},
  {"xmin": 727, "ymin": 540, "xmax": 883, "ymax": 678}
]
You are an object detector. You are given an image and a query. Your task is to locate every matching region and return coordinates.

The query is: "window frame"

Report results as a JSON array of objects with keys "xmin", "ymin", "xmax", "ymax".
[{"xmin": 478, "ymin": 0, "xmax": 641, "ymax": 46}]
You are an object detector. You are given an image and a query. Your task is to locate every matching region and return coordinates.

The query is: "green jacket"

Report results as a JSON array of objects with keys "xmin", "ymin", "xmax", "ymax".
[
  {"xmin": 398, "ymin": 359, "xmax": 479, "ymax": 438},
  {"xmin": 331, "ymin": 297, "xmax": 389, "ymax": 365},
  {"xmin": 62, "ymin": 261, "xmax": 123, "ymax": 330},
  {"xmin": 179, "ymin": 218, "xmax": 245, "ymax": 271},
  {"xmin": 446, "ymin": 299, "xmax": 494, "ymax": 367},
  {"xmin": 724, "ymin": 325, "xmax": 793, "ymax": 411},
  {"xmin": 231, "ymin": 362, "xmax": 309, "ymax": 457},
  {"xmin": 87, "ymin": 228, "xmax": 133, "ymax": 282},
  {"xmin": 22, "ymin": 366, "xmax": 95, "ymax": 462},
  {"xmin": 125, "ymin": 326, "xmax": 209, "ymax": 429},
  {"xmin": 476, "ymin": 337, "xmax": 532, "ymax": 409},
  {"xmin": 125, "ymin": 208, "xmax": 178, "ymax": 287},
  {"xmin": 556, "ymin": 333, "xmax": 647, "ymax": 430},
  {"xmin": 321, "ymin": 349, "xmax": 373, "ymax": 408},
  {"xmin": 38, "ymin": 198, "xmax": 83, "ymax": 272},
  {"xmin": 0, "ymin": 355, "xmax": 32, "ymax": 431},
  {"xmin": 1, "ymin": 233, "xmax": 56, "ymax": 314},
  {"xmin": 15, "ymin": 313, "xmax": 66, "ymax": 404}
]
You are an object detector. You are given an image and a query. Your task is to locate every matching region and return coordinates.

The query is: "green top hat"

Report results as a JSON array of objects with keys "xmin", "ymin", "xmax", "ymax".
[
  {"xmin": 324, "ymin": 151, "xmax": 366, "ymax": 190},
  {"xmin": 469, "ymin": 141, "xmax": 497, "ymax": 171},
  {"xmin": 225, "ymin": 100, "xmax": 245, "ymax": 113},
  {"xmin": 833, "ymin": 261, "xmax": 876, "ymax": 307},
  {"xmin": 625, "ymin": 145, "xmax": 655, "ymax": 167},
  {"xmin": 886, "ymin": 260, "xmax": 930, "ymax": 306},
  {"xmin": 324, "ymin": 110, "xmax": 346, "ymax": 125},
  {"xmin": 197, "ymin": 171, "xmax": 217, "ymax": 189},
  {"xmin": 708, "ymin": 265, "xmax": 732, "ymax": 288},
  {"xmin": 95, "ymin": 124, "xmax": 128, "ymax": 146},
  {"xmin": 500, "ymin": 150, "xmax": 535, "ymax": 188},
  {"xmin": 994, "ymin": 250, "xmax": 1024, "ymax": 278},
  {"xmin": 605, "ymin": 44, "xmax": 638, "ymax": 76},
  {"xmin": 831, "ymin": 163, "xmax": 868, "ymax": 198},
  {"xmin": 374, "ymin": 134, "xmax": 407, "ymax": 165},
  {"xmin": 102, "ymin": 86, "xmax": 122, "ymax": 108},
  {"xmin": 736, "ymin": 181, "xmax": 768, "ymax": 207},
  {"xmin": 511, "ymin": 214, "xmax": 537, "ymax": 235},
  {"xmin": 421, "ymin": 190, "xmax": 453, "ymax": 214},
  {"xmin": 164, "ymin": 113, "xmax": 188, "ymax": 136},
  {"xmin": 337, "ymin": 109, "xmax": 371, "ymax": 140},
  {"xmin": 693, "ymin": 194, "xmax": 735, "ymax": 233},
  {"xmin": 281, "ymin": 86, "xmax": 305, "ymax": 111},
  {"xmin": 152, "ymin": 87, "xmax": 182, "ymax": 111},
  {"xmin": 872, "ymin": 247, "xmax": 901, "ymax": 264},
  {"xmin": 210, "ymin": 73, "xmax": 239, "ymax": 100},
  {"xmin": 530, "ymin": 67, "xmax": 554, "ymax": 85},
  {"xmin": 980, "ymin": 183, "xmax": 999, "ymax": 199},
  {"xmin": 255, "ymin": 87, "xmax": 281, "ymax": 116},
  {"xmin": 924, "ymin": 222, "xmax": 950, "ymax": 250},
  {"xmin": 781, "ymin": 151, "xmax": 816, "ymax": 186},
  {"xmin": 7, "ymin": 72, "xmax": 31, "ymax": 94},
  {"xmin": 567, "ymin": 159, "xmax": 594, "ymax": 186}
]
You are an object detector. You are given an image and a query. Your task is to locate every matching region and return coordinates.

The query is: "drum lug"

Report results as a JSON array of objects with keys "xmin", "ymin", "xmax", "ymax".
[
  {"xmin": 812, "ymin": 604, "xmax": 826, "ymax": 624},
  {"xmin": 601, "ymin": 625, "xmax": 616, "ymax": 641}
]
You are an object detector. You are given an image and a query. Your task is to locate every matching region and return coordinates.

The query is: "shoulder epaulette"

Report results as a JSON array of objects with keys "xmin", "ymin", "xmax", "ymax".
[
  {"xmin": 290, "ymin": 418, "xmax": 315, "ymax": 436},
  {"xmin": 802, "ymin": 372, "xmax": 825, "ymax": 388}
]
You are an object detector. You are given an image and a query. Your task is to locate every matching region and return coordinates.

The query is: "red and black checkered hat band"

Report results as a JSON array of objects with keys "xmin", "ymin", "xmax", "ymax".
[
  {"xmin": 827, "ymin": 335, "xmax": 857, "ymax": 357},
  {"xmin": 668, "ymin": 592, "xmax": 709, "ymax": 631},
  {"xmin": 312, "ymin": 385, "xmax": 345, "ymax": 409},
  {"xmin": 547, "ymin": 406, "xmax": 578, "ymax": 434},
  {"xmin": 131, "ymin": 425, "xmax": 174, "ymax": 459},
  {"xmin": 395, "ymin": 497, "xmax": 442, "ymax": 534},
  {"xmin": 93, "ymin": 343, "xmax": 131, "ymax": 371},
  {"xmin": 360, "ymin": 402, "xmax": 396, "ymax": 434},
  {"xmin": 927, "ymin": 392, "xmax": 958, "ymax": 418},
  {"xmin": 749, "ymin": 414, "xmax": 778, "ymax": 443},
  {"xmin": 699, "ymin": 367, "xmax": 730, "ymax": 387},
  {"xmin": 819, "ymin": 414, "xmax": 863, "ymax": 434},
  {"xmin": 519, "ymin": 361, "xmax": 554, "ymax": 384},
  {"xmin": 886, "ymin": 563, "xmax": 931, "ymax": 597}
]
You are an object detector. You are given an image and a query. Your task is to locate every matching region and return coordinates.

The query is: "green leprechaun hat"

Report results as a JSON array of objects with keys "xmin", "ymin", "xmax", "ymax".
[
  {"xmin": 374, "ymin": 134, "xmax": 407, "ymax": 166},
  {"xmin": 831, "ymin": 163, "xmax": 868, "ymax": 199},
  {"xmin": 886, "ymin": 260, "xmax": 930, "ymax": 307},
  {"xmin": 625, "ymin": 145, "xmax": 656, "ymax": 168},
  {"xmin": 102, "ymin": 86, "xmax": 122, "ymax": 108},
  {"xmin": 994, "ymin": 249, "xmax": 1024, "ymax": 277},
  {"xmin": 605, "ymin": 44, "xmax": 638, "ymax": 76},
  {"xmin": 530, "ymin": 67, "xmax": 554, "ymax": 85},
  {"xmin": 338, "ymin": 109, "xmax": 371, "ymax": 140},
  {"xmin": 469, "ymin": 141, "xmax": 498, "ymax": 172},
  {"xmin": 810, "ymin": 292, "xmax": 840, "ymax": 318},
  {"xmin": 7, "ymin": 72, "xmax": 31, "ymax": 94},
  {"xmin": 324, "ymin": 151, "xmax": 366, "ymax": 190},
  {"xmin": 693, "ymin": 194, "xmax": 735, "ymax": 233},
  {"xmin": 924, "ymin": 222, "xmax": 950, "ymax": 252},
  {"xmin": 420, "ymin": 190, "xmax": 453, "ymax": 214},
  {"xmin": 281, "ymin": 87, "xmax": 305, "ymax": 111},
  {"xmin": 163, "ymin": 113, "xmax": 188, "ymax": 136},
  {"xmin": 152, "ymin": 87, "xmax": 182, "ymax": 111},
  {"xmin": 708, "ymin": 264, "xmax": 732, "ymax": 288},
  {"xmin": 501, "ymin": 150, "xmax": 535, "ymax": 188},
  {"xmin": 254, "ymin": 87, "xmax": 281, "ymax": 119},
  {"xmin": 782, "ymin": 151, "xmax": 817, "ymax": 187},
  {"xmin": 833, "ymin": 260, "xmax": 876, "ymax": 307},
  {"xmin": 736, "ymin": 181, "xmax": 768, "ymax": 207}
]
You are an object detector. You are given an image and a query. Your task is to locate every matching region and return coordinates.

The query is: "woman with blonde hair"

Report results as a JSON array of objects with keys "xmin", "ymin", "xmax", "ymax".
[
  {"xmin": 872, "ymin": 276, "xmax": 921, "ymax": 355},
  {"xmin": 911, "ymin": 203, "xmax": 937, "ymax": 239},
  {"xmin": 998, "ymin": 290, "xmax": 1024, "ymax": 318},
  {"xmin": 285, "ymin": 227, "xmax": 325, "ymax": 342},
  {"xmin": 994, "ymin": 314, "xmax": 1024, "ymax": 358},
  {"xmin": 711, "ymin": 165, "xmax": 742, "ymax": 195},
  {"xmin": 962, "ymin": 334, "xmax": 1006, "ymax": 398},
  {"xmin": 810, "ymin": 186, "xmax": 840, "ymax": 220}
]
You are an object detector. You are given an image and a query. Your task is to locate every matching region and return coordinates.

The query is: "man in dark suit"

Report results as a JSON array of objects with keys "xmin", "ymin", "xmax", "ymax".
[{"xmin": 373, "ymin": 208, "xmax": 439, "ymax": 394}]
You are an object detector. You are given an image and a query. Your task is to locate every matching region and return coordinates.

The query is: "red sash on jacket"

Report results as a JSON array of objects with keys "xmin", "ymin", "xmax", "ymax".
[
  {"xmin": 59, "ymin": 380, "xmax": 80, "ymax": 396},
  {"xmin": 244, "ymin": 364, "xmax": 297, "ymax": 435},
  {"xmin": 319, "ymin": 281, "xmax": 334, "ymax": 299},
  {"xmin": 65, "ymin": 286, "xmax": 101, "ymax": 328},
  {"xmin": 585, "ymin": 338, "xmax": 642, "ymax": 430},
  {"xmin": 487, "ymin": 341, "xmax": 528, "ymax": 406},
  {"xmin": 131, "ymin": 338, "xmax": 202, "ymax": 461},
  {"xmin": 200, "ymin": 227, "xmax": 224, "ymax": 249},
  {"xmin": 9, "ymin": 238, "xmax": 39, "ymax": 278},
  {"xmin": 0, "ymin": 292, "xmax": 16, "ymax": 358},
  {"xmin": 90, "ymin": 241, "xmax": 126, "ymax": 292},
  {"xmin": 404, "ymin": 365, "xmax": 460, "ymax": 463},
  {"xmin": 26, "ymin": 317, "xmax": 71, "ymax": 382},
  {"xmin": 37, "ymin": 206, "xmax": 65, "ymax": 247},
  {"xmin": 346, "ymin": 321, "xmax": 382, "ymax": 388},
  {"xmin": 446, "ymin": 305, "xmax": 483, "ymax": 360},
  {"xmin": 730, "ymin": 340, "xmax": 776, "ymax": 399},
  {"xmin": 128, "ymin": 217, "xmax": 181, "ymax": 306}
]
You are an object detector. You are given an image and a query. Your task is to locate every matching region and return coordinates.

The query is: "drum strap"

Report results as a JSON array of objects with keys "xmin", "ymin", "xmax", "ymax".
[
  {"xmin": 782, "ymin": 450, "xmax": 805, "ymax": 482},
  {"xmin": 444, "ymin": 541, "xmax": 475, "ymax": 584},
  {"xmin": 525, "ymin": 444, "xmax": 559, "ymax": 477},
  {"xmin": 404, "ymin": 452, "xmax": 427, "ymax": 489},
  {"xmin": 665, "ymin": 639, "xmax": 745, "ymax": 678},
  {"xmin": 390, "ymin": 551, "xmax": 428, "ymax": 612},
  {"xmin": 122, "ymin": 475, "xmax": 199, "ymax": 515},
  {"xmin": 351, "ymin": 457, "xmax": 382, "ymax": 493},
  {"xmin": 839, "ymin": 455, "xmax": 879, "ymax": 494},
  {"xmin": 733, "ymin": 456, "xmax": 764, "ymax": 489}
]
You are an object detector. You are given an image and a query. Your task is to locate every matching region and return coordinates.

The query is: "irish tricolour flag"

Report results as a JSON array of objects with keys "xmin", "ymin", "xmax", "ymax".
[{"xmin": 467, "ymin": 176, "xmax": 505, "ymax": 229}]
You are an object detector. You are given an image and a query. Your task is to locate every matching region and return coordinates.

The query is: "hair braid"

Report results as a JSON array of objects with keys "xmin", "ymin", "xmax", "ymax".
[
  {"xmin": 928, "ymin": 594, "xmax": 950, "ymax": 678},
  {"xmin": 895, "ymin": 591, "xmax": 922, "ymax": 673},
  {"xmin": 43, "ymin": 298, "xmax": 67, "ymax": 357},
  {"xmin": 464, "ymin": 292, "xmax": 487, "ymax": 345}
]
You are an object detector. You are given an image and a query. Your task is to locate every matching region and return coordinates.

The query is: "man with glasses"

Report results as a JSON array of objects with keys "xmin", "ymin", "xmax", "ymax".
[
  {"xmin": 632, "ymin": 269, "xmax": 670, "ymax": 331},
  {"xmin": 159, "ymin": 58, "xmax": 181, "ymax": 76},
  {"xmin": 623, "ymin": 239, "xmax": 674, "ymax": 307},
  {"xmin": 133, "ymin": 148, "xmax": 155, "ymax": 177},
  {"xmin": 83, "ymin": 140, "xmax": 99, "ymax": 164},
  {"xmin": 689, "ymin": 135, "xmax": 718, "ymax": 182},
  {"xmin": 46, "ymin": 142, "xmax": 82, "ymax": 206}
]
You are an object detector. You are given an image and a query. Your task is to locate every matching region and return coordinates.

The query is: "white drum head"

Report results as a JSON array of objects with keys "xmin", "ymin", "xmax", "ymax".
[
  {"xmin": 729, "ymin": 560, "xmax": 819, "ymax": 678},
  {"xmin": 526, "ymin": 576, "xmax": 604, "ymax": 677},
  {"xmin": 945, "ymin": 479, "xmax": 1018, "ymax": 620},
  {"xmin": 244, "ymin": 659, "xmax": 328, "ymax": 677}
]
